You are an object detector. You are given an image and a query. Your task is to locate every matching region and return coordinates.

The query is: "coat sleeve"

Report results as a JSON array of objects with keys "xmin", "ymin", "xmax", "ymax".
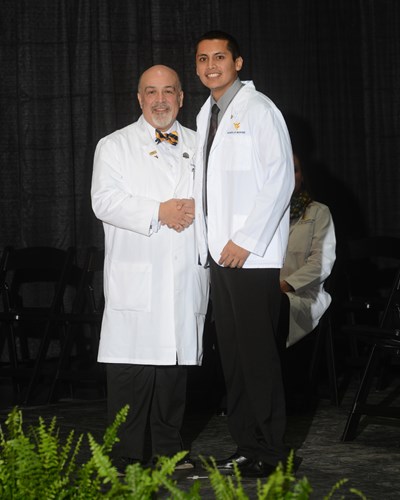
[
  {"xmin": 285, "ymin": 205, "xmax": 336, "ymax": 293},
  {"xmin": 232, "ymin": 104, "xmax": 295, "ymax": 257},
  {"xmin": 91, "ymin": 135, "xmax": 160, "ymax": 236}
]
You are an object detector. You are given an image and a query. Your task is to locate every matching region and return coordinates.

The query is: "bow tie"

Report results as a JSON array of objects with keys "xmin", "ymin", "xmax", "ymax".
[{"xmin": 155, "ymin": 129, "xmax": 178, "ymax": 146}]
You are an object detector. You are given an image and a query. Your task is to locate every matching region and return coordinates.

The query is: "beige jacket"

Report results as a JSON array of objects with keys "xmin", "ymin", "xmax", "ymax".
[{"xmin": 280, "ymin": 201, "xmax": 336, "ymax": 346}]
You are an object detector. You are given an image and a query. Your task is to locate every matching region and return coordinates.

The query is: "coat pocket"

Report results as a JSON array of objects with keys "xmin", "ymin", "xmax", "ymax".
[
  {"xmin": 108, "ymin": 261, "xmax": 152, "ymax": 312},
  {"xmin": 221, "ymin": 134, "xmax": 252, "ymax": 171}
]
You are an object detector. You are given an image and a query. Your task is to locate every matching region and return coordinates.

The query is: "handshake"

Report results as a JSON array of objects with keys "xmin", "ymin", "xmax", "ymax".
[{"xmin": 159, "ymin": 198, "xmax": 195, "ymax": 233}]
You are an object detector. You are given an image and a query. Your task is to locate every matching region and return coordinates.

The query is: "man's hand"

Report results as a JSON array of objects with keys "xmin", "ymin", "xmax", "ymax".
[
  {"xmin": 219, "ymin": 240, "xmax": 250, "ymax": 268},
  {"xmin": 280, "ymin": 280, "xmax": 294, "ymax": 293},
  {"xmin": 159, "ymin": 198, "xmax": 195, "ymax": 232}
]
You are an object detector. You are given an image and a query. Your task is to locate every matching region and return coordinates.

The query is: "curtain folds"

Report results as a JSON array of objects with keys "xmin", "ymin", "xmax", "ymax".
[{"xmin": 0, "ymin": 0, "xmax": 399, "ymax": 253}]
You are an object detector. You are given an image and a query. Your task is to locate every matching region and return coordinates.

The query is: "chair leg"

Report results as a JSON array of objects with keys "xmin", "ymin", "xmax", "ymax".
[
  {"xmin": 47, "ymin": 323, "xmax": 76, "ymax": 403},
  {"xmin": 309, "ymin": 328, "xmax": 322, "ymax": 383},
  {"xmin": 0, "ymin": 326, "xmax": 6, "ymax": 360},
  {"xmin": 341, "ymin": 344, "xmax": 380, "ymax": 441},
  {"xmin": 5, "ymin": 322, "xmax": 24, "ymax": 399},
  {"xmin": 325, "ymin": 320, "xmax": 339, "ymax": 406},
  {"xmin": 308, "ymin": 314, "xmax": 339, "ymax": 406},
  {"xmin": 23, "ymin": 322, "xmax": 54, "ymax": 405}
]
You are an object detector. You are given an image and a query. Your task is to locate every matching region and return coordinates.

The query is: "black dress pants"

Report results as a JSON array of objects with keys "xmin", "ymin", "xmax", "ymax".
[
  {"xmin": 107, "ymin": 363, "xmax": 187, "ymax": 461},
  {"xmin": 210, "ymin": 258, "xmax": 288, "ymax": 465}
]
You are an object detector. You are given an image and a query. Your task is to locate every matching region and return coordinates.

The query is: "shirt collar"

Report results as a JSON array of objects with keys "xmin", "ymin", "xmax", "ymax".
[{"xmin": 211, "ymin": 78, "xmax": 244, "ymax": 119}]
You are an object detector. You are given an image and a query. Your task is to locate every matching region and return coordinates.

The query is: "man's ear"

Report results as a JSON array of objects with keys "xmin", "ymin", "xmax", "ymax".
[
  {"xmin": 137, "ymin": 92, "xmax": 142, "ymax": 109},
  {"xmin": 179, "ymin": 90, "xmax": 184, "ymax": 108},
  {"xmin": 235, "ymin": 56, "xmax": 244, "ymax": 72}
]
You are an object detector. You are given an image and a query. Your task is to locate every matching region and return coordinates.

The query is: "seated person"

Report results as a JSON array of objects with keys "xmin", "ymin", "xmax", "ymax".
[{"xmin": 278, "ymin": 154, "xmax": 336, "ymax": 408}]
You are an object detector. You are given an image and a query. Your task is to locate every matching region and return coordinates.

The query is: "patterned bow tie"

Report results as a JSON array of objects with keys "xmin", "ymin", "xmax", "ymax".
[{"xmin": 155, "ymin": 129, "xmax": 178, "ymax": 146}]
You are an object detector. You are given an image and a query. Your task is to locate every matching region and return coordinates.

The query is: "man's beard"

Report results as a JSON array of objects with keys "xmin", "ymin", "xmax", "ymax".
[{"xmin": 151, "ymin": 104, "xmax": 174, "ymax": 129}]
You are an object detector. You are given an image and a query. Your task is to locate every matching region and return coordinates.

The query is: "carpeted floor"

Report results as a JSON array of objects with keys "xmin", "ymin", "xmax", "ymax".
[{"xmin": 1, "ymin": 370, "xmax": 399, "ymax": 499}]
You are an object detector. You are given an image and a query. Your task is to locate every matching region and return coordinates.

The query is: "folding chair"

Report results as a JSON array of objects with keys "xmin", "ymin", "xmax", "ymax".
[
  {"xmin": 337, "ymin": 236, "xmax": 400, "ymax": 393},
  {"xmin": 47, "ymin": 247, "xmax": 105, "ymax": 402},
  {"xmin": 342, "ymin": 236, "xmax": 400, "ymax": 318},
  {"xmin": 278, "ymin": 273, "xmax": 339, "ymax": 410},
  {"xmin": 0, "ymin": 246, "xmax": 74, "ymax": 404},
  {"xmin": 309, "ymin": 304, "xmax": 339, "ymax": 406},
  {"xmin": 341, "ymin": 264, "xmax": 400, "ymax": 441}
]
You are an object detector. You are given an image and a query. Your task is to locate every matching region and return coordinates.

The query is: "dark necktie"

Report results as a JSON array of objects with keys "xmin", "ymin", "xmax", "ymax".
[
  {"xmin": 204, "ymin": 104, "xmax": 220, "ymax": 215},
  {"xmin": 205, "ymin": 104, "xmax": 220, "ymax": 165},
  {"xmin": 155, "ymin": 129, "xmax": 178, "ymax": 146}
]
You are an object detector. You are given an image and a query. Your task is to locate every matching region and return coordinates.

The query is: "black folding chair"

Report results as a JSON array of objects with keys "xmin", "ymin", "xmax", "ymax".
[
  {"xmin": 337, "ymin": 236, "xmax": 400, "ymax": 393},
  {"xmin": 47, "ymin": 247, "xmax": 105, "ymax": 402},
  {"xmin": 0, "ymin": 246, "xmax": 74, "ymax": 404},
  {"xmin": 341, "ymin": 264, "xmax": 400, "ymax": 441}
]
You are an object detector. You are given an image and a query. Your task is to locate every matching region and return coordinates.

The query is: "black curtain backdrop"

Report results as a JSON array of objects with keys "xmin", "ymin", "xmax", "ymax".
[{"xmin": 1, "ymin": 0, "xmax": 399, "ymax": 257}]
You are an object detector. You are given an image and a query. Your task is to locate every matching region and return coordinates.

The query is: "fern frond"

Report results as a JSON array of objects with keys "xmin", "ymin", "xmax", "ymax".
[
  {"xmin": 33, "ymin": 416, "xmax": 60, "ymax": 473},
  {"xmin": 87, "ymin": 432, "xmax": 119, "ymax": 483},
  {"xmin": 290, "ymin": 476, "xmax": 313, "ymax": 499},
  {"xmin": 349, "ymin": 487, "xmax": 368, "ymax": 499},
  {"xmin": 101, "ymin": 404, "xmax": 130, "ymax": 454},
  {"xmin": 201, "ymin": 456, "xmax": 250, "ymax": 500},
  {"xmin": 323, "ymin": 478, "xmax": 349, "ymax": 499}
]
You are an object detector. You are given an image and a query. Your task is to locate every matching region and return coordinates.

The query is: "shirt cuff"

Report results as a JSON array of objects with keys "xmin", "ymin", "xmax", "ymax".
[{"xmin": 150, "ymin": 202, "xmax": 161, "ymax": 234}]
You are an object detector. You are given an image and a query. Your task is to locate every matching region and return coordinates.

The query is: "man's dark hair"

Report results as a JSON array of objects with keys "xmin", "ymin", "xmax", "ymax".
[{"xmin": 195, "ymin": 30, "xmax": 241, "ymax": 61}]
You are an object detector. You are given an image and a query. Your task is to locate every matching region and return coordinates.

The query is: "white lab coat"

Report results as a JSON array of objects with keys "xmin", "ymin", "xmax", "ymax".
[
  {"xmin": 280, "ymin": 201, "xmax": 336, "ymax": 346},
  {"xmin": 91, "ymin": 116, "xmax": 209, "ymax": 365},
  {"xmin": 193, "ymin": 81, "xmax": 294, "ymax": 268}
]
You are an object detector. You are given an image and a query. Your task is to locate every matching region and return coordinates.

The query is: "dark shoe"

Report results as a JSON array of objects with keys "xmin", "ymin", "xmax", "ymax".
[
  {"xmin": 175, "ymin": 457, "xmax": 196, "ymax": 470},
  {"xmin": 113, "ymin": 456, "xmax": 142, "ymax": 476},
  {"xmin": 238, "ymin": 459, "xmax": 276, "ymax": 478},
  {"xmin": 215, "ymin": 453, "xmax": 250, "ymax": 470},
  {"xmin": 293, "ymin": 455, "xmax": 303, "ymax": 472}
]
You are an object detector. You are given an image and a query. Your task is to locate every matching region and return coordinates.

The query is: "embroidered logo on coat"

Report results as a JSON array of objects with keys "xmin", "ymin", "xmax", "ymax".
[{"xmin": 227, "ymin": 116, "xmax": 246, "ymax": 134}]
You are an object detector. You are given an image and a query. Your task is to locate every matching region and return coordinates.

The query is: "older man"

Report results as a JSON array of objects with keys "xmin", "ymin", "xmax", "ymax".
[{"xmin": 91, "ymin": 65, "xmax": 209, "ymax": 473}]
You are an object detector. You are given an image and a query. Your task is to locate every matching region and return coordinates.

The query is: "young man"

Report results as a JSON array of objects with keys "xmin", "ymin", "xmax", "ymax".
[
  {"xmin": 92, "ymin": 65, "xmax": 209, "ymax": 473},
  {"xmin": 193, "ymin": 31, "xmax": 295, "ymax": 477}
]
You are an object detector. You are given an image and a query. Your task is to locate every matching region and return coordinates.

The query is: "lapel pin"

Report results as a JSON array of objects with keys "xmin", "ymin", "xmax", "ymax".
[{"xmin": 183, "ymin": 152, "xmax": 189, "ymax": 158}]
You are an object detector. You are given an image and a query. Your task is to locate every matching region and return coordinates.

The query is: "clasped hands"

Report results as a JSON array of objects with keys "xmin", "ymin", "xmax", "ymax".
[
  {"xmin": 159, "ymin": 198, "xmax": 195, "ymax": 232},
  {"xmin": 158, "ymin": 200, "xmax": 250, "ymax": 267}
]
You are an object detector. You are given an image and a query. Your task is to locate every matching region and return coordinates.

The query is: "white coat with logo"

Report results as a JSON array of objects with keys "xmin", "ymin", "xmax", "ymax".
[
  {"xmin": 91, "ymin": 116, "xmax": 209, "ymax": 365},
  {"xmin": 194, "ymin": 81, "xmax": 294, "ymax": 268}
]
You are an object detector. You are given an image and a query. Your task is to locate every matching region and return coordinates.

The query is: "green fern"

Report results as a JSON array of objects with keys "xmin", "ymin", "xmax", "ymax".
[
  {"xmin": 201, "ymin": 456, "xmax": 250, "ymax": 499},
  {"xmin": 323, "ymin": 478, "xmax": 367, "ymax": 499},
  {"xmin": 150, "ymin": 452, "xmax": 201, "ymax": 499},
  {"xmin": 349, "ymin": 487, "xmax": 368, "ymax": 499},
  {"xmin": 256, "ymin": 451, "xmax": 312, "ymax": 500},
  {"xmin": 202, "ymin": 451, "xmax": 310, "ymax": 500},
  {"xmin": 0, "ymin": 406, "xmax": 367, "ymax": 499},
  {"xmin": 0, "ymin": 407, "xmax": 82, "ymax": 499}
]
